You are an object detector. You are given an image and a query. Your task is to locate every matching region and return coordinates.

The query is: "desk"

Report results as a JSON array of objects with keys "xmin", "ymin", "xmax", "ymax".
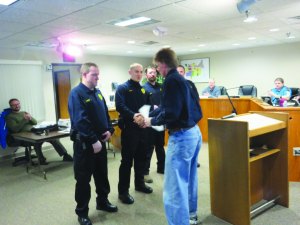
[
  {"xmin": 12, "ymin": 131, "xmax": 69, "ymax": 179},
  {"xmin": 199, "ymin": 97, "xmax": 300, "ymax": 181}
]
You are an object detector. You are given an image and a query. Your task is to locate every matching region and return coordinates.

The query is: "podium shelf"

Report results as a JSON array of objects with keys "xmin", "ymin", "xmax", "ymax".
[{"xmin": 250, "ymin": 148, "xmax": 280, "ymax": 162}]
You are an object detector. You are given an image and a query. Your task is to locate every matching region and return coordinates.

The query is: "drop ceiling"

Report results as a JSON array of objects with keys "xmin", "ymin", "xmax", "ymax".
[{"xmin": 0, "ymin": 0, "xmax": 300, "ymax": 57}]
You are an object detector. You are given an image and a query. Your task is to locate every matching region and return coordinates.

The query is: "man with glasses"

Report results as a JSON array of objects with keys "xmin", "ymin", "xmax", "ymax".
[{"xmin": 6, "ymin": 98, "xmax": 73, "ymax": 165}]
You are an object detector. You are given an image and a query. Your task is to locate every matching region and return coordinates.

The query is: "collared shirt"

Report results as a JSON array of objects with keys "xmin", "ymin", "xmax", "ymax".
[
  {"xmin": 271, "ymin": 86, "xmax": 291, "ymax": 105},
  {"xmin": 68, "ymin": 83, "xmax": 113, "ymax": 144},
  {"xmin": 115, "ymin": 79, "xmax": 150, "ymax": 128},
  {"xmin": 201, "ymin": 86, "xmax": 220, "ymax": 98},
  {"xmin": 150, "ymin": 68, "xmax": 202, "ymax": 129},
  {"xmin": 143, "ymin": 81, "xmax": 162, "ymax": 106}
]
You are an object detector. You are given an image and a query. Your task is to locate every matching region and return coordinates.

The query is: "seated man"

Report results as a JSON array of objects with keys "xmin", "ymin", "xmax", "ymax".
[
  {"xmin": 5, "ymin": 98, "xmax": 73, "ymax": 165},
  {"xmin": 201, "ymin": 78, "xmax": 221, "ymax": 98},
  {"xmin": 268, "ymin": 77, "xmax": 290, "ymax": 106}
]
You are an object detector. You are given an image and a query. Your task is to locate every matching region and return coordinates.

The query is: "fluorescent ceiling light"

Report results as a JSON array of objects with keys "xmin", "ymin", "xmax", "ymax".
[
  {"xmin": 115, "ymin": 17, "xmax": 151, "ymax": 27},
  {"xmin": 270, "ymin": 28, "xmax": 279, "ymax": 32},
  {"xmin": 0, "ymin": 0, "xmax": 18, "ymax": 5},
  {"xmin": 248, "ymin": 37, "xmax": 256, "ymax": 40}
]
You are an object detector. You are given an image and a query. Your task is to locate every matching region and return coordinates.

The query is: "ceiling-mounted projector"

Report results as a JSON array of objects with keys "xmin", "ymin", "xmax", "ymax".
[{"xmin": 237, "ymin": 0, "xmax": 257, "ymax": 13}]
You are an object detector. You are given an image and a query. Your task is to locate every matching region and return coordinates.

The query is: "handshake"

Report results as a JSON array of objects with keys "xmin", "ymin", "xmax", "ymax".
[{"xmin": 133, "ymin": 113, "xmax": 151, "ymax": 128}]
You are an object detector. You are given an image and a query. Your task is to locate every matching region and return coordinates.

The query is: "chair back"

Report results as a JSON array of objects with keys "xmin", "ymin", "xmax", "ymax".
[
  {"xmin": 238, "ymin": 85, "xmax": 257, "ymax": 97},
  {"xmin": 289, "ymin": 87, "xmax": 300, "ymax": 98},
  {"xmin": 0, "ymin": 108, "xmax": 12, "ymax": 149},
  {"xmin": 218, "ymin": 86, "xmax": 227, "ymax": 95}
]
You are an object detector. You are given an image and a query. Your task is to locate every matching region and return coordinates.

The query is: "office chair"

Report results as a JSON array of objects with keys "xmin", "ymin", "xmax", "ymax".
[
  {"xmin": 289, "ymin": 87, "xmax": 300, "ymax": 99},
  {"xmin": 218, "ymin": 86, "xmax": 227, "ymax": 95},
  {"xmin": 238, "ymin": 85, "xmax": 257, "ymax": 97},
  {"xmin": 106, "ymin": 119, "xmax": 118, "ymax": 158}
]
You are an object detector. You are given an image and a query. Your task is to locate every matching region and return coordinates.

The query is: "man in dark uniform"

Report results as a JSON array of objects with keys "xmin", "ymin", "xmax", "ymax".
[
  {"xmin": 115, "ymin": 63, "xmax": 153, "ymax": 205},
  {"xmin": 143, "ymin": 66, "xmax": 165, "ymax": 184},
  {"xmin": 68, "ymin": 62, "xmax": 117, "ymax": 225}
]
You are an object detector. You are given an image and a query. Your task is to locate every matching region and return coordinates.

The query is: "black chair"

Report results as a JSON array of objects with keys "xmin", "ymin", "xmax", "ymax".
[
  {"xmin": 238, "ymin": 85, "xmax": 257, "ymax": 97},
  {"xmin": 289, "ymin": 87, "xmax": 300, "ymax": 99},
  {"xmin": 218, "ymin": 86, "xmax": 227, "ymax": 95},
  {"xmin": 6, "ymin": 134, "xmax": 36, "ymax": 167},
  {"xmin": 107, "ymin": 119, "xmax": 118, "ymax": 158}
]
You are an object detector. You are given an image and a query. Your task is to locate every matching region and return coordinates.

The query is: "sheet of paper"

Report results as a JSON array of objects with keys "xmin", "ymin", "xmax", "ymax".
[{"xmin": 139, "ymin": 105, "xmax": 164, "ymax": 131}]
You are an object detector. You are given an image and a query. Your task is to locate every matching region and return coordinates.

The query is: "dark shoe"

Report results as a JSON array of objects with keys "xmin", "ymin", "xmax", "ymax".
[
  {"xmin": 118, "ymin": 193, "xmax": 134, "ymax": 204},
  {"xmin": 96, "ymin": 199, "xmax": 118, "ymax": 212},
  {"xmin": 135, "ymin": 184, "xmax": 153, "ymax": 194},
  {"xmin": 197, "ymin": 163, "xmax": 200, "ymax": 168},
  {"xmin": 63, "ymin": 154, "xmax": 73, "ymax": 162},
  {"xmin": 78, "ymin": 216, "xmax": 92, "ymax": 225}
]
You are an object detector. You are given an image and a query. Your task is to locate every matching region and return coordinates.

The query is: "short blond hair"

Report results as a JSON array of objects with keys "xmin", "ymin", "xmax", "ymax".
[
  {"xmin": 129, "ymin": 63, "xmax": 143, "ymax": 71},
  {"xmin": 80, "ymin": 62, "xmax": 98, "ymax": 74}
]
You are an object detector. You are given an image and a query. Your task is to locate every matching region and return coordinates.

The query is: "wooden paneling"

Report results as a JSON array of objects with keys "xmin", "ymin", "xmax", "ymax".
[{"xmin": 199, "ymin": 97, "xmax": 300, "ymax": 181}]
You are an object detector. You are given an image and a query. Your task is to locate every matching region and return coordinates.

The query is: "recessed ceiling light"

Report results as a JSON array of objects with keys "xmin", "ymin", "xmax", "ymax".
[
  {"xmin": 127, "ymin": 50, "xmax": 133, "ymax": 54},
  {"xmin": 198, "ymin": 44, "xmax": 206, "ymax": 47},
  {"xmin": 127, "ymin": 40, "xmax": 135, "ymax": 44},
  {"xmin": 248, "ymin": 37, "xmax": 256, "ymax": 40},
  {"xmin": 163, "ymin": 45, "xmax": 170, "ymax": 48},
  {"xmin": 0, "ymin": 0, "xmax": 19, "ymax": 5},
  {"xmin": 232, "ymin": 43, "xmax": 240, "ymax": 46},
  {"xmin": 269, "ymin": 28, "xmax": 279, "ymax": 32},
  {"xmin": 115, "ymin": 16, "xmax": 151, "ymax": 27},
  {"xmin": 190, "ymin": 49, "xmax": 198, "ymax": 52}
]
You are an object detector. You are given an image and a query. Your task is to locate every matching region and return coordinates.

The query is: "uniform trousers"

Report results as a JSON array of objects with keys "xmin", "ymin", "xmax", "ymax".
[
  {"xmin": 144, "ymin": 128, "xmax": 165, "ymax": 174},
  {"xmin": 163, "ymin": 125, "xmax": 202, "ymax": 225},
  {"xmin": 73, "ymin": 140, "xmax": 110, "ymax": 217},
  {"xmin": 118, "ymin": 127, "xmax": 148, "ymax": 194}
]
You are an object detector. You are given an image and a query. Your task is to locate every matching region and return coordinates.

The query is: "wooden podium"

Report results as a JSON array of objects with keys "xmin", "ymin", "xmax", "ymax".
[{"xmin": 208, "ymin": 112, "xmax": 289, "ymax": 225}]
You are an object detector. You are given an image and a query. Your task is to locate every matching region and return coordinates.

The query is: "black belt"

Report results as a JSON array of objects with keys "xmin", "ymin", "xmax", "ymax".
[{"xmin": 168, "ymin": 126, "xmax": 194, "ymax": 134}]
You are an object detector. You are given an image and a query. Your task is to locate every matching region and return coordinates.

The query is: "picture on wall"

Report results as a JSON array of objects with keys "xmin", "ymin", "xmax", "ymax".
[{"xmin": 181, "ymin": 58, "xmax": 210, "ymax": 83}]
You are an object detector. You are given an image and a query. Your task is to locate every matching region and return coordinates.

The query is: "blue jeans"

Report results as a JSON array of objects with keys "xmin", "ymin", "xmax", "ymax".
[{"xmin": 163, "ymin": 125, "xmax": 202, "ymax": 225}]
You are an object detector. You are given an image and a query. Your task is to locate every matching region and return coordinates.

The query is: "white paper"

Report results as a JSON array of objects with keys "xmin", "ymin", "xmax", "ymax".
[{"xmin": 139, "ymin": 105, "xmax": 164, "ymax": 132}]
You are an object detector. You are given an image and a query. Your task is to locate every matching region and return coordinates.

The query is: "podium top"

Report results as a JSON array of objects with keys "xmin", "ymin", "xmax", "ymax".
[{"xmin": 225, "ymin": 113, "xmax": 286, "ymax": 136}]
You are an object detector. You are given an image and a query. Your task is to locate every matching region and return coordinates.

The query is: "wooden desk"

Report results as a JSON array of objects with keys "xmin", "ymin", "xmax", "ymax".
[
  {"xmin": 12, "ymin": 131, "xmax": 69, "ymax": 179},
  {"xmin": 199, "ymin": 97, "xmax": 300, "ymax": 181}
]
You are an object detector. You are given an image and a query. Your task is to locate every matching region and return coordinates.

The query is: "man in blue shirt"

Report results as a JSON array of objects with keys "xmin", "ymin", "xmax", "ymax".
[
  {"xmin": 201, "ymin": 78, "xmax": 221, "ymax": 98},
  {"xmin": 68, "ymin": 62, "xmax": 117, "ymax": 225},
  {"xmin": 143, "ymin": 66, "xmax": 165, "ymax": 183},
  {"xmin": 268, "ymin": 77, "xmax": 291, "ymax": 105},
  {"xmin": 144, "ymin": 48, "xmax": 202, "ymax": 225}
]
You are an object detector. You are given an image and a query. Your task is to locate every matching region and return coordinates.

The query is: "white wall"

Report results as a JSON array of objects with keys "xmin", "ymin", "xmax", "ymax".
[{"xmin": 180, "ymin": 42, "xmax": 300, "ymax": 96}]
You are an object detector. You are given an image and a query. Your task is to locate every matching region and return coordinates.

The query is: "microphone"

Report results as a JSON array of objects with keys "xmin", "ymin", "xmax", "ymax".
[{"xmin": 222, "ymin": 87, "xmax": 238, "ymax": 119}]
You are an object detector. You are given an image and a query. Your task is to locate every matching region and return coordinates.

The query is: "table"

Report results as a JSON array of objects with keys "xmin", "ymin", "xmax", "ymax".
[{"xmin": 12, "ymin": 130, "xmax": 69, "ymax": 179}]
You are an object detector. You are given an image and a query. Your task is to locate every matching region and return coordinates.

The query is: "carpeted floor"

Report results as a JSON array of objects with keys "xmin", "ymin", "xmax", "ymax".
[{"xmin": 0, "ymin": 139, "xmax": 299, "ymax": 225}]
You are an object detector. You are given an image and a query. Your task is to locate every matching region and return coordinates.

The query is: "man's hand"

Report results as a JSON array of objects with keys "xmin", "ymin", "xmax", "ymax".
[
  {"xmin": 144, "ymin": 117, "xmax": 152, "ymax": 127},
  {"xmin": 133, "ymin": 113, "xmax": 145, "ymax": 127},
  {"xmin": 101, "ymin": 131, "xmax": 111, "ymax": 142},
  {"xmin": 24, "ymin": 112, "xmax": 32, "ymax": 121},
  {"xmin": 92, "ymin": 140, "xmax": 102, "ymax": 154}
]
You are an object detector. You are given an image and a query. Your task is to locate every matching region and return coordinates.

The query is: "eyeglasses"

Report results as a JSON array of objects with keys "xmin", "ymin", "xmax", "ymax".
[{"xmin": 10, "ymin": 103, "xmax": 20, "ymax": 107}]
